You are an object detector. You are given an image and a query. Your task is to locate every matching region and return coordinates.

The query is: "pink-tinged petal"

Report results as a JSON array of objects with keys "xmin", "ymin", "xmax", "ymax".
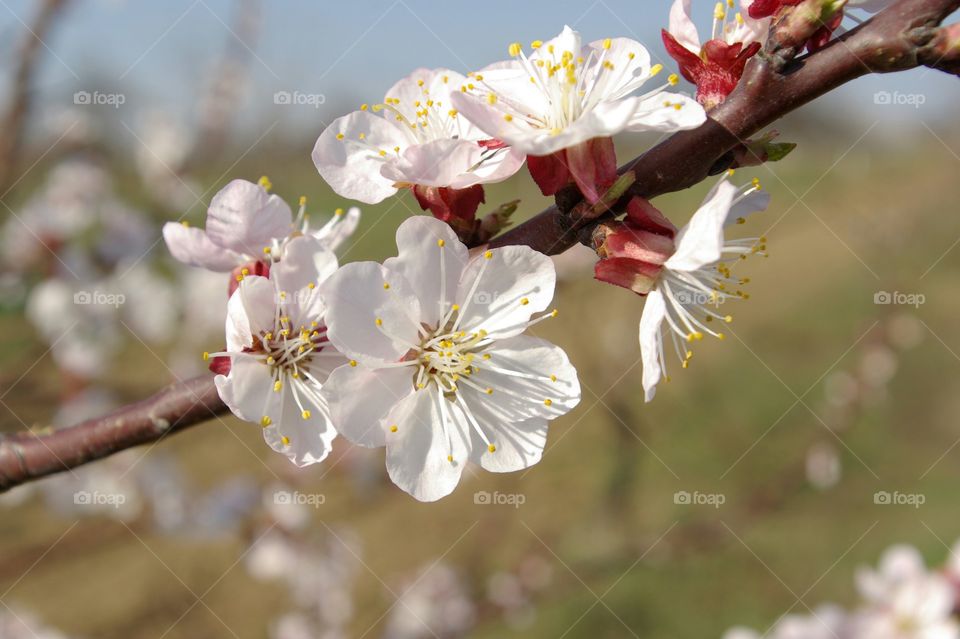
[
  {"xmin": 454, "ymin": 245, "xmax": 556, "ymax": 339},
  {"xmin": 310, "ymin": 206, "xmax": 360, "ymax": 252},
  {"xmin": 639, "ymin": 289, "xmax": 668, "ymax": 402},
  {"xmin": 215, "ymin": 357, "xmax": 273, "ymax": 423},
  {"xmin": 205, "ymin": 179, "xmax": 293, "ymax": 256},
  {"xmin": 272, "ymin": 236, "xmax": 337, "ymax": 325},
  {"xmin": 594, "ymin": 257, "xmax": 663, "ymax": 294},
  {"xmin": 225, "ymin": 275, "xmax": 276, "ymax": 351},
  {"xmin": 447, "ymin": 146, "xmax": 526, "ymax": 189},
  {"xmin": 261, "ymin": 396, "xmax": 336, "ymax": 467},
  {"xmin": 322, "ymin": 364, "xmax": 415, "ymax": 448},
  {"xmin": 565, "ymin": 137, "xmax": 617, "ymax": 204},
  {"xmin": 384, "ymin": 387, "xmax": 471, "ymax": 502},
  {"xmin": 463, "ymin": 334, "xmax": 580, "ymax": 423},
  {"xmin": 601, "ymin": 224, "xmax": 675, "ymax": 264},
  {"xmin": 312, "ymin": 110, "xmax": 409, "ymax": 204},
  {"xmin": 162, "ymin": 222, "xmax": 241, "ymax": 271},
  {"xmin": 666, "ymin": 179, "xmax": 739, "ymax": 272},
  {"xmin": 668, "ymin": 0, "xmax": 701, "ymax": 53},
  {"xmin": 320, "ymin": 261, "xmax": 421, "ymax": 365},
  {"xmin": 380, "ymin": 138, "xmax": 484, "ymax": 188},
  {"xmin": 383, "ymin": 216, "xmax": 468, "ymax": 327},
  {"xmin": 466, "ymin": 399, "xmax": 548, "ymax": 473},
  {"xmin": 625, "ymin": 92, "xmax": 707, "ymax": 133}
]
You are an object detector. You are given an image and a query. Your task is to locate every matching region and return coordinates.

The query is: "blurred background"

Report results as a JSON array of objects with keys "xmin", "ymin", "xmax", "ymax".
[{"xmin": 1, "ymin": 1, "xmax": 959, "ymax": 637}]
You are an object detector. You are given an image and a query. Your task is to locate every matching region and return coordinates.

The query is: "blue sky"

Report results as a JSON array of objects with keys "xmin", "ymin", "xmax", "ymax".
[{"xmin": 1, "ymin": 0, "xmax": 957, "ymax": 143}]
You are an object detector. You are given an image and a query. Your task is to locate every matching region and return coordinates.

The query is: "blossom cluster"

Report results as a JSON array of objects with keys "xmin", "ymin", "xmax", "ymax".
[
  {"xmin": 725, "ymin": 541, "xmax": 960, "ymax": 639},
  {"xmin": 161, "ymin": 10, "xmax": 871, "ymax": 500}
]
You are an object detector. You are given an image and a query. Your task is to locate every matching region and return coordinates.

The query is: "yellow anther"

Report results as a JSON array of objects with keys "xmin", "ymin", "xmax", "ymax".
[
  {"xmin": 266, "ymin": 356, "xmax": 276, "ymax": 365},
  {"xmin": 360, "ymin": 103, "xmax": 369, "ymax": 111},
  {"xmin": 202, "ymin": 351, "xmax": 210, "ymax": 362},
  {"xmin": 482, "ymin": 353, "xmax": 491, "ymax": 360},
  {"xmin": 504, "ymin": 114, "xmax": 514, "ymax": 122},
  {"xmin": 375, "ymin": 318, "xmax": 383, "ymax": 327},
  {"xmin": 180, "ymin": 220, "xmax": 190, "ymax": 227},
  {"xmin": 724, "ymin": 315, "xmax": 733, "ymax": 323},
  {"xmin": 668, "ymin": 73, "xmax": 680, "ymax": 86},
  {"xmin": 383, "ymin": 282, "xmax": 390, "ymax": 290},
  {"xmin": 273, "ymin": 381, "xmax": 282, "ymax": 392},
  {"xmin": 602, "ymin": 37, "xmax": 612, "ymax": 49},
  {"xmin": 488, "ymin": 444, "xmax": 497, "ymax": 453},
  {"xmin": 448, "ymin": 109, "xmax": 458, "ymax": 117},
  {"xmin": 487, "ymin": 93, "xmax": 498, "ymax": 105},
  {"xmin": 485, "ymin": 387, "xmax": 494, "ymax": 395},
  {"xmin": 378, "ymin": 149, "xmax": 387, "ymax": 157},
  {"xmin": 452, "ymin": 304, "xmax": 460, "ymax": 310},
  {"xmin": 390, "ymin": 424, "xmax": 398, "ymax": 433},
  {"xmin": 299, "ymin": 196, "xmax": 307, "ymax": 206},
  {"xmin": 442, "ymin": 74, "xmax": 449, "ymax": 83},
  {"xmin": 447, "ymin": 454, "xmax": 454, "ymax": 463},
  {"xmin": 550, "ymin": 309, "xmax": 559, "ymax": 317},
  {"xmin": 301, "ymin": 410, "xmax": 311, "ymax": 420},
  {"xmin": 349, "ymin": 360, "xmax": 357, "ymax": 367},
  {"xmin": 281, "ymin": 436, "xmax": 291, "ymax": 446},
  {"xmin": 628, "ymin": 52, "xmax": 636, "ymax": 60},
  {"xmin": 260, "ymin": 416, "xmax": 272, "ymax": 427},
  {"xmin": 437, "ymin": 239, "xmax": 446, "ymax": 247},
  {"xmin": 714, "ymin": 2, "xmax": 726, "ymax": 19},
  {"xmin": 550, "ymin": 374, "xmax": 557, "ymax": 382},
  {"xmin": 531, "ymin": 39, "xmax": 543, "ymax": 49},
  {"xmin": 358, "ymin": 133, "xmax": 366, "ymax": 140},
  {"xmin": 520, "ymin": 298, "xmax": 529, "ymax": 306},
  {"xmin": 650, "ymin": 63, "xmax": 664, "ymax": 76},
  {"xmin": 717, "ymin": 333, "xmax": 727, "ymax": 341},
  {"xmin": 307, "ymin": 282, "xmax": 315, "ymax": 290},
  {"xmin": 483, "ymin": 250, "xmax": 493, "ymax": 259},
  {"xmin": 258, "ymin": 175, "xmax": 272, "ymax": 191},
  {"xmin": 544, "ymin": 399, "xmax": 553, "ymax": 407},
  {"xmin": 263, "ymin": 246, "xmax": 272, "ymax": 254},
  {"xmin": 508, "ymin": 42, "xmax": 522, "ymax": 57}
]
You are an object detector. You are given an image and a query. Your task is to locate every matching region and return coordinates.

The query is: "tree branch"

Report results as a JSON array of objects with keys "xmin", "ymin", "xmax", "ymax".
[
  {"xmin": 1, "ymin": 0, "xmax": 956, "ymax": 492},
  {"xmin": 0, "ymin": 376, "xmax": 225, "ymax": 492}
]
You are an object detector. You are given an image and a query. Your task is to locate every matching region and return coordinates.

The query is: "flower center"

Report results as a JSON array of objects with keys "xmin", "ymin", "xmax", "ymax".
[{"xmin": 412, "ymin": 318, "xmax": 489, "ymax": 396}]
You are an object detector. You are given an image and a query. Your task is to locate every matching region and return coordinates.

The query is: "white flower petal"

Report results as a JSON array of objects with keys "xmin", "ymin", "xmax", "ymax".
[
  {"xmin": 462, "ymin": 334, "xmax": 579, "ymax": 423},
  {"xmin": 665, "ymin": 179, "xmax": 739, "ymax": 271},
  {"xmin": 262, "ymin": 395, "xmax": 336, "ymax": 467},
  {"xmin": 384, "ymin": 387, "xmax": 471, "ymax": 502},
  {"xmin": 448, "ymin": 146, "xmax": 526, "ymax": 189},
  {"xmin": 162, "ymin": 222, "xmax": 241, "ymax": 271},
  {"xmin": 272, "ymin": 236, "xmax": 338, "ymax": 325},
  {"xmin": 225, "ymin": 275, "xmax": 277, "ymax": 351},
  {"xmin": 625, "ymin": 92, "xmax": 707, "ymax": 133},
  {"xmin": 215, "ymin": 357, "xmax": 273, "ymax": 423},
  {"xmin": 639, "ymin": 290, "xmax": 668, "ymax": 402},
  {"xmin": 310, "ymin": 207, "xmax": 360, "ymax": 252},
  {"xmin": 584, "ymin": 37, "xmax": 652, "ymax": 101},
  {"xmin": 312, "ymin": 110, "xmax": 409, "ymax": 204},
  {"xmin": 379, "ymin": 138, "xmax": 484, "ymax": 188},
  {"xmin": 668, "ymin": 0, "xmax": 701, "ymax": 53},
  {"xmin": 321, "ymin": 261, "xmax": 422, "ymax": 365},
  {"xmin": 727, "ymin": 189, "xmax": 771, "ymax": 225},
  {"xmin": 383, "ymin": 216, "xmax": 468, "ymax": 327},
  {"xmin": 467, "ymin": 399, "xmax": 548, "ymax": 473},
  {"xmin": 323, "ymin": 364, "xmax": 415, "ymax": 448},
  {"xmin": 455, "ymin": 245, "xmax": 555, "ymax": 339},
  {"xmin": 205, "ymin": 179, "xmax": 293, "ymax": 256}
]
